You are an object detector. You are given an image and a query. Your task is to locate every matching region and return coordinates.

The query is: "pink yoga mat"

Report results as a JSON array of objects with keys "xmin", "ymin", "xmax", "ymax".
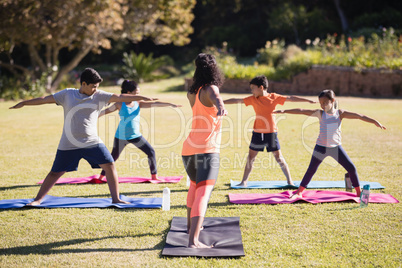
[
  {"xmin": 37, "ymin": 175, "xmax": 183, "ymax": 184},
  {"xmin": 229, "ymin": 190, "xmax": 399, "ymax": 204}
]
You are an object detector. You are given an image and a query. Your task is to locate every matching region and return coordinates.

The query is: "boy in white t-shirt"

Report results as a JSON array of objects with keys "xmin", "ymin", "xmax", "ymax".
[{"xmin": 10, "ymin": 68, "xmax": 155, "ymax": 205}]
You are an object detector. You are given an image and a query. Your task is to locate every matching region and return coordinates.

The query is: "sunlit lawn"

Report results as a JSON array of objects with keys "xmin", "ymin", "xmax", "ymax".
[{"xmin": 0, "ymin": 77, "xmax": 400, "ymax": 267}]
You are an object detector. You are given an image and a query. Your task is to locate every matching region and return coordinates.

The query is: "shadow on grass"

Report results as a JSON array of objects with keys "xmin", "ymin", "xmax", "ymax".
[
  {"xmin": 163, "ymin": 84, "xmax": 185, "ymax": 92},
  {"xmin": 83, "ymin": 188, "xmax": 189, "ymax": 199},
  {"xmin": 326, "ymin": 205, "xmax": 361, "ymax": 211},
  {"xmin": 0, "ymin": 231, "xmax": 170, "ymax": 255},
  {"xmin": 0, "ymin": 185, "xmax": 38, "ymax": 191}
]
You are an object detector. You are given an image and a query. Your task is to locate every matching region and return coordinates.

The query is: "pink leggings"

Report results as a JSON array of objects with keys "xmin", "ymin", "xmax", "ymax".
[
  {"xmin": 187, "ymin": 181, "xmax": 215, "ymax": 217},
  {"xmin": 182, "ymin": 154, "xmax": 219, "ymax": 217}
]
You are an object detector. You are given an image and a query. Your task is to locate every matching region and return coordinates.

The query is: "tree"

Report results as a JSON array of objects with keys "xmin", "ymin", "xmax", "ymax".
[
  {"xmin": 333, "ymin": 0, "xmax": 349, "ymax": 34},
  {"xmin": 0, "ymin": 0, "xmax": 195, "ymax": 92},
  {"xmin": 268, "ymin": 3, "xmax": 309, "ymax": 46}
]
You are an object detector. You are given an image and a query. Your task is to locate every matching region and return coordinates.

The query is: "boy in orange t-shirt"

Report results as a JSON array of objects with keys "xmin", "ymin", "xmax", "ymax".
[{"xmin": 224, "ymin": 75, "xmax": 316, "ymax": 186}]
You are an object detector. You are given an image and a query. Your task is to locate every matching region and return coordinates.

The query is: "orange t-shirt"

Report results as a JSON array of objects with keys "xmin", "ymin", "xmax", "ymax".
[
  {"xmin": 182, "ymin": 89, "xmax": 222, "ymax": 156},
  {"xmin": 243, "ymin": 93, "xmax": 287, "ymax": 133}
]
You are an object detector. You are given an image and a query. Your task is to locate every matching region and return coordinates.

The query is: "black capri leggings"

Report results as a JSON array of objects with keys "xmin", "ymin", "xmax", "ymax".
[
  {"xmin": 101, "ymin": 136, "xmax": 157, "ymax": 175},
  {"xmin": 182, "ymin": 153, "xmax": 220, "ymax": 184}
]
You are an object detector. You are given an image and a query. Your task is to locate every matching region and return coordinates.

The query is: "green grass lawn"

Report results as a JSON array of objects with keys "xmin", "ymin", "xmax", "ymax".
[{"xmin": 0, "ymin": 77, "xmax": 400, "ymax": 267}]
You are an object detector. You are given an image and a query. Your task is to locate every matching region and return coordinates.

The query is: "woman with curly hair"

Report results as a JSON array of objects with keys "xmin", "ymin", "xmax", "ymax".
[{"xmin": 182, "ymin": 53, "xmax": 227, "ymax": 248}]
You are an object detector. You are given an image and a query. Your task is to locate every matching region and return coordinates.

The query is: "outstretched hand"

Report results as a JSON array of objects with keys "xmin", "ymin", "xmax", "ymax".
[
  {"xmin": 217, "ymin": 108, "xmax": 228, "ymax": 116},
  {"xmin": 376, "ymin": 122, "xmax": 386, "ymax": 130},
  {"xmin": 9, "ymin": 102, "xmax": 24, "ymax": 109}
]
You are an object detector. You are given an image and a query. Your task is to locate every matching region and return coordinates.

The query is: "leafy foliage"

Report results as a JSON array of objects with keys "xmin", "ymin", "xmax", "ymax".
[
  {"xmin": 121, "ymin": 51, "xmax": 174, "ymax": 82},
  {"xmin": 0, "ymin": 0, "xmax": 195, "ymax": 93},
  {"xmin": 0, "ymin": 73, "xmax": 46, "ymax": 100},
  {"xmin": 212, "ymin": 28, "xmax": 402, "ymax": 81}
]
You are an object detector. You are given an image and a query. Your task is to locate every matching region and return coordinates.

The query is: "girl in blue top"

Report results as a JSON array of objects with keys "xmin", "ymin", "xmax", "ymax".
[
  {"xmin": 274, "ymin": 89, "xmax": 386, "ymax": 198},
  {"xmin": 98, "ymin": 80, "xmax": 181, "ymax": 180}
]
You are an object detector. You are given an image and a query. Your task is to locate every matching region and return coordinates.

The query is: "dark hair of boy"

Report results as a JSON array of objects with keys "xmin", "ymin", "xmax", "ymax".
[
  {"xmin": 80, "ymin": 68, "xmax": 103, "ymax": 85},
  {"xmin": 250, "ymin": 75, "xmax": 269, "ymax": 90}
]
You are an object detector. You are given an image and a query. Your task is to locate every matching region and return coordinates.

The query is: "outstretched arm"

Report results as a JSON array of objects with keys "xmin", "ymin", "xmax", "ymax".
[
  {"xmin": 274, "ymin": 108, "xmax": 321, "ymax": 117},
  {"xmin": 139, "ymin": 101, "xmax": 182, "ymax": 108},
  {"xmin": 9, "ymin": 95, "xmax": 56, "ymax": 109},
  {"xmin": 109, "ymin": 94, "xmax": 155, "ymax": 103},
  {"xmin": 99, "ymin": 103, "xmax": 119, "ymax": 117},
  {"xmin": 223, "ymin": 98, "xmax": 244, "ymax": 105},
  {"xmin": 340, "ymin": 110, "xmax": 386, "ymax": 129},
  {"xmin": 286, "ymin": 95, "xmax": 316, "ymax": 103},
  {"xmin": 207, "ymin": 85, "xmax": 228, "ymax": 116}
]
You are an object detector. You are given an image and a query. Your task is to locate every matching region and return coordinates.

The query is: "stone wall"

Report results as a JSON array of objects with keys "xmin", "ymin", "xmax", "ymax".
[{"xmin": 184, "ymin": 65, "xmax": 402, "ymax": 97}]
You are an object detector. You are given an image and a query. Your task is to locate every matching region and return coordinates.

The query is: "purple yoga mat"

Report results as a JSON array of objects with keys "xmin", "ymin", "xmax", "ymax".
[
  {"xmin": 229, "ymin": 190, "xmax": 399, "ymax": 204},
  {"xmin": 37, "ymin": 175, "xmax": 183, "ymax": 185}
]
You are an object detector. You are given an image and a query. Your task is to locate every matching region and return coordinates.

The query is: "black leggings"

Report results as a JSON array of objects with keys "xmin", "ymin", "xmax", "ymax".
[
  {"xmin": 101, "ymin": 136, "xmax": 157, "ymax": 175},
  {"xmin": 300, "ymin": 145, "xmax": 360, "ymax": 188}
]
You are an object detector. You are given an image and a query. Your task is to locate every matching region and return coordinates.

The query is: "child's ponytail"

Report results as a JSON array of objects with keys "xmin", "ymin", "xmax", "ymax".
[
  {"xmin": 334, "ymin": 100, "xmax": 339, "ymax": 110},
  {"xmin": 121, "ymin": 80, "xmax": 138, "ymax": 94}
]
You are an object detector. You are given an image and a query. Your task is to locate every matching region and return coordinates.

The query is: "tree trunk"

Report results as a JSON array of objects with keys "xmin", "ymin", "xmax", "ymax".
[
  {"xmin": 28, "ymin": 44, "xmax": 46, "ymax": 73},
  {"xmin": 333, "ymin": 0, "xmax": 349, "ymax": 33},
  {"xmin": 292, "ymin": 24, "xmax": 300, "ymax": 46},
  {"xmin": 50, "ymin": 45, "xmax": 93, "ymax": 92}
]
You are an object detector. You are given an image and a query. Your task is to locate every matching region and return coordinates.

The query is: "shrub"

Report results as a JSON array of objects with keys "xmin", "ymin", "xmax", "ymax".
[
  {"xmin": 256, "ymin": 39, "xmax": 286, "ymax": 67},
  {"xmin": 305, "ymin": 28, "xmax": 402, "ymax": 70},
  {"xmin": 121, "ymin": 51, "xmax": 174, "ymax": 82},
  {"xmin": 0, "ymin": 73, "xmax": 46, "ymax": 100}
]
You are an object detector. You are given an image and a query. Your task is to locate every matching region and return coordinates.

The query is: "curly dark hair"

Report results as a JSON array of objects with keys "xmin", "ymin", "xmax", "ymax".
[{"xmin": 189, "ymin": 53, "xmax": 224, "ymax": 94}]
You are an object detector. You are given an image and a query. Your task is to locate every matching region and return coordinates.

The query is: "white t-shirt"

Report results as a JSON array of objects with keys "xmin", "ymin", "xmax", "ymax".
[{"xmin": 53, "ymin": 88, "xmax": 113, "ymax": 150}]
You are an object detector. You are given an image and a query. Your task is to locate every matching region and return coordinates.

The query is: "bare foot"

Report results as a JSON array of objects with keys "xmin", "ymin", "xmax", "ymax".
[
  {"xmin": 287, "ymin": 180, "xmax": 295, "ymax": 186},
  {"xmin": 188, "ymin": 241, "xmax": 213, "ymax": 248},
  {"xmin": 112, "ymin": 199, "xmax": 130, "ymax": 204},
  {"xmin": 26, "ymin": 200, "xmax": 41, "ymax": 206},
  {"xmin": 289, "ymin": 193, "xmax": 302, "ymax": 199},
  {"xmin": 236, "ymin": 181, "xmax": 247, "ymax": 187},
  {"xmin": 151, "ymin": 174, "xmax": 163, "ymax": 181}
]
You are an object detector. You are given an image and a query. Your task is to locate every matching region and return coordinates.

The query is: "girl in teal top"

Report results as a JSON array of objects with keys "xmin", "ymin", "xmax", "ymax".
[{"xmin": 98, "ymin": 80, "xmax": 181, "ymax": 180}]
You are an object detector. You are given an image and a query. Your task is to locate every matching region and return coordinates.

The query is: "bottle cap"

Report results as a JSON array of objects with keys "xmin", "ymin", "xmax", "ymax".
[{"xmin": 363, "ymin": 184, "xmax": 370, "ymax": 190}]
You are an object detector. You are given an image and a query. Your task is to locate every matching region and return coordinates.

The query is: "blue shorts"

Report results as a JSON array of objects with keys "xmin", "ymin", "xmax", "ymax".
[
  {"xmin": 51, "ymin": 143, "xmax": 114, "ymax": 172},
  {"xmin": 249, "ymin": 132, "xmax": 281, "ymax": 152}
]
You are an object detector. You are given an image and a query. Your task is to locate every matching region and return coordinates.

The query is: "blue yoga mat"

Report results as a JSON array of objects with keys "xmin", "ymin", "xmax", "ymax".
[
  {"xmin": 0, "ymin": 195, "xmax": 162, "ymax": 209},
  {"xmin": 230, "ymin": 180, "xmax": 385, "ymax": 189}
]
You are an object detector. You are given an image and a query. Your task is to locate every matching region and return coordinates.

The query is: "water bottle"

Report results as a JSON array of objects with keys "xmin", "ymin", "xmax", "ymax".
[
  {"xmin": 360, "ymin": 184, "xmax": 370, "ymax": 208},
  {"xmin": 162, "ymin": 187, "xmax": 170, "ymax": 211},
  {"xmin": 344, "ymin": 173, "xmax": 352, "ymax": 192}
]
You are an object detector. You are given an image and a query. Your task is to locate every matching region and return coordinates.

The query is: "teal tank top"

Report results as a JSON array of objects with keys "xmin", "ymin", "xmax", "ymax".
[{"xmin": 115, "ymin": 102, "xmax": 141, "ymax": 140}]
